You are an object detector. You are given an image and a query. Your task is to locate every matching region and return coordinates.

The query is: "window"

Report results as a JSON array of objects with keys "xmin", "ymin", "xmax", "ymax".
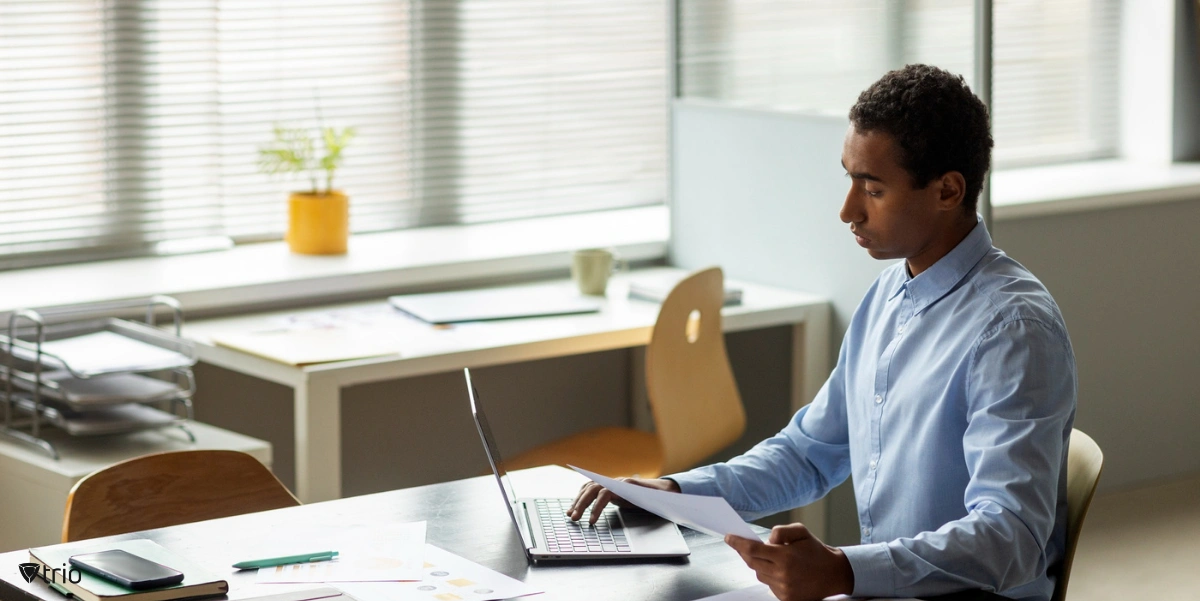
[
  {"xmin": 0, "ymin": 0, "xmax": 667, "ymax": 270},
  {"xmin": 677, "ymin": 0, "xmax": 1120, "ymax": 168}
]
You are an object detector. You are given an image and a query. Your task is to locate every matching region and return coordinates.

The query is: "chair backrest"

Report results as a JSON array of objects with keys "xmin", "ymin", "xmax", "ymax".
[
  {"xmin": 645, "ymin": 267, "xmax": 746, "ymax": 475},
  {"xmin": 63, "ymin": 450, "xmax": 300, "ymax": 542},
  {"xmin": 1051, "ymin": 428, "xmax": 1104, "ymax": 601}
]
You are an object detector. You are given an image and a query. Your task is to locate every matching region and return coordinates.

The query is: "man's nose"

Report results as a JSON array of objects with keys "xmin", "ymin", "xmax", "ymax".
[{"xmin": 840, "ymin": 189, "xmax": 862, "ymax": 224}]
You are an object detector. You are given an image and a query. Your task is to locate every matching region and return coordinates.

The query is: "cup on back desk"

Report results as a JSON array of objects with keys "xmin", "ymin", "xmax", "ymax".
[{"xmin": 571, "ymin": 248, "xmax": 621, "ymax": 295}]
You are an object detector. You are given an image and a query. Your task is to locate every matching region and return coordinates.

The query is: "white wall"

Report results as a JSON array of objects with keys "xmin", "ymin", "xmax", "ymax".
[
  {"xmin": 670, "ymin": 101, "xmax": 886, "ymax": 335},
  {"xmin": 993, "ymin": 201, "xmax": 1200, "ymax": 490}
]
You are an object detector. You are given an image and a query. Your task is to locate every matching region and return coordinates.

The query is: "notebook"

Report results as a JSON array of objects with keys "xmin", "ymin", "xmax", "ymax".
[
  {"xmin": 28, "ymin": 539, "xmax": 227, "ymax": 601},
  {"xmin": 464, "ymin": 368, "xmax": 690, "ymax": 563},
  {"xmin": 628, "ymin": 273, "xmax": 743, "ymax": 306}
]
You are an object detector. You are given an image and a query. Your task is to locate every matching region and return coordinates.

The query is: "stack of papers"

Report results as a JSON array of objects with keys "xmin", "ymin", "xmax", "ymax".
[
  {"xmin": 253, "ymin": 522, "xmax": 541, "ymax": 601},
  {"xmin": 256, "ymin": 523, "xmax": 427, "ymax": 584},
  {"xmin": 335, "ymin": 545, "xmax": 542, "ymax": 601}
]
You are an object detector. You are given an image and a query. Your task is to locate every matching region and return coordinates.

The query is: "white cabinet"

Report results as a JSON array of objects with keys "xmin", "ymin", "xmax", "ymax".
[{"xmin": 0, "ymin": 422, "xmax": 271, "ymax": 552}]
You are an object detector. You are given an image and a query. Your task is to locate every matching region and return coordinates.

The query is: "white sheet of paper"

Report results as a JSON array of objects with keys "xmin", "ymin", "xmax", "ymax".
[
  {"xmin": 334, "ymin": 544, "xmax": 542, "ymax": 601},
  {"xmin": 694, "ymin": 584, "xmax": 775, "ymax": 600},
  {"xmin": 38, "ymin": 331, "xmax": 192, "ymax": 374},
  {"xmin": 695, "ymin": 585, "xmax": 920, "ymax": 601},
  {"xmin": 228, "ymin": 585, "xmax": 347, "ymax": 601},
  {"xmin": 569, "ymin": 465, "xmax": 760, "ymax": 540},
  {"xmin": 256, "ymin": 522, "xmax": 426, "ymax": 583}
]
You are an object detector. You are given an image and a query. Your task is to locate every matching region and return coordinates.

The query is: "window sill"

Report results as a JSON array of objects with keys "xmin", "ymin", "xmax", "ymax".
[
  {"xmin": 992, "ymin": 160, "xmax": 1200, "ymax": 220},
  {"xmin": 0, "ymin": 205, "xmax": 669, "ymax": 318}
]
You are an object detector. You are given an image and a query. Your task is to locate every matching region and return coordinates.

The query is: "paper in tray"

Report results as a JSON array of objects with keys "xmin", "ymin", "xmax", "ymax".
[
  {"xmin": 3, "ymin": 368, "xmax": 185, "ymax": 406},
  {"xmin": 13, "ymin": 395, "xmax": 184, "ymax": 437},
  {"xmin": 22, "ymin": 331, "xmax": 194, "ymax": 376}
]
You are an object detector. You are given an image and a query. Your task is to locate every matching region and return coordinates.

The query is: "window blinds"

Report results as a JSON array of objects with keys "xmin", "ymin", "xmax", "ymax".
[
  {"xmin": 677, "ymin": 0, "xmax": 1121, "ymax": 168},
  {"xmin": 0, "ymin": 0, "xmax": 667, "ymax": 270}
]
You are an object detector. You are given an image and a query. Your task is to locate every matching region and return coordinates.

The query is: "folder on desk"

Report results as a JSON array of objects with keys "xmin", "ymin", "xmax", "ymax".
[
  {"xmin": 211, "ymin": 328, "xmax": 400, "ymax": 366},
  {"xmin": 388, "ymin": 284, "xmax": 603, "ymax": 325}
]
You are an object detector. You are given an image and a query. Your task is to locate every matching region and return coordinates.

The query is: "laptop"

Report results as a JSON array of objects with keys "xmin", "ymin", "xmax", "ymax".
[{"xmin": 464, "ymin": 368, "xmax": 690, "ymax": 563}]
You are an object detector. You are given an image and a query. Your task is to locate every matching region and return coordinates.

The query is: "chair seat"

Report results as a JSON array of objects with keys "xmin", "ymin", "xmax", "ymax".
[{"xmin": 503, "ymin": 427, "xmax": 664, "ymax": 479}]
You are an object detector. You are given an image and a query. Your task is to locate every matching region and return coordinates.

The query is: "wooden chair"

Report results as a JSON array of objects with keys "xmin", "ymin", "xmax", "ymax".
[
  {"xmin": 1051, "ymin": 428, "xmax": 1104, "ymax": 601},
  {"xmin": 62, "ymin": 450, "xmax": 300, "ymax": 542},
  {"xmin": 504, "ymin": 267, "xmax": 746, "ymax": 478}
]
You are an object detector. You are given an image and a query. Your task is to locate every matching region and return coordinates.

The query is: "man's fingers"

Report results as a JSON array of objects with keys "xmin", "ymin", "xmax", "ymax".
[
  {"xmin": 766, "ymin": 583, "xmax": 788, "ymax": 601},
  {"xmin": 589, "ymin": 488, "xmax": 618, "ymax": 524},
  {"xmin": 725, "ymin": 535, "xmax": 777, "ymax": 563},
  {"xmin": 568, "ymin": 483, "xmax": 601, "ymax": 520},
  {"xmin": 768, "ymin": 522, "xmax": 812, "ymax": 545}
]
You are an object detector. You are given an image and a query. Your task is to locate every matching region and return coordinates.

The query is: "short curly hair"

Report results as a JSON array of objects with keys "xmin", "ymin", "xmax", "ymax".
[{"xmin": 849, "ymin": 64, "xmax": 992, "ymax": 213}]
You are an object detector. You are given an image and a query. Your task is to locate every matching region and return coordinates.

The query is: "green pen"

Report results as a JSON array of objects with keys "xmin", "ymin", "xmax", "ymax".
[{"xmin": 232, "ymin": 551, "xmax": 339, "ymax": 570}]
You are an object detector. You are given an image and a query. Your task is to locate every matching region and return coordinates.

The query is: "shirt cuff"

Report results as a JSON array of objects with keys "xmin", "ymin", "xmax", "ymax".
[
  {"xmin": 840, "ymin": 543, "xmax": 895, "ymax": 598},
  {"xmin": 661, "ymin": 470, "xmax": 720, "ymax": 497}
]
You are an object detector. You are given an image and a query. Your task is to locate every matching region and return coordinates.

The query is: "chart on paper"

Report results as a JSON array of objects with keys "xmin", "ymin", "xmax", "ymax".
[
  {"xmin": 256, "ymin": 522, "xmax": 426, "ymax": 583},
  {"xmin": 334, "ymin": 544, "xmax": 541, "ymax": 601}
]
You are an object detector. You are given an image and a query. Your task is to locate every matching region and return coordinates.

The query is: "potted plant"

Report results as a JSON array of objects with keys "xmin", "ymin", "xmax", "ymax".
[{"xmin": 258, "ymin": 124, "xmax": 356, "ymax": 254}]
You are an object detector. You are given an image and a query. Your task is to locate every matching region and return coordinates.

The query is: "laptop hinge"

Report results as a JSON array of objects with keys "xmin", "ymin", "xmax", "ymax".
[{"xmin": 515, "ymin": 500, "xmax": 538, "ymax": 550}]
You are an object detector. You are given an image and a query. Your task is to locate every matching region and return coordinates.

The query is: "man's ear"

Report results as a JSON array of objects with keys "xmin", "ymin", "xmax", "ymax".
[{"xmin": 936, "ymin": 171, "xmax": 967, "ymax": 212}]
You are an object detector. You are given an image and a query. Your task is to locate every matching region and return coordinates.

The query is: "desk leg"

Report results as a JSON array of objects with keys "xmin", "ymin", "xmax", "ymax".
[
  {"xmin": 294, "ymin": 373, "xmax": 342, "ymax": 503},
  {"xmin": 789, "ymin": 309, "xmax": 832, "ymax": 538}
]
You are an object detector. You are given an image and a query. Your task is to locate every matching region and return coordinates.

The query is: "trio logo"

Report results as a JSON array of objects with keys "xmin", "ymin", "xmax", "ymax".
[{"xmin": 16, "ymin": 562, "xmax": 82, "ymax": 585}]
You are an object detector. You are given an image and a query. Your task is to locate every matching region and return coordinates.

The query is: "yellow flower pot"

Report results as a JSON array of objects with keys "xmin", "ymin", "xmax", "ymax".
[{"xmin": 287, "ymin": 191, "xmax": 348, "ymax": 255}]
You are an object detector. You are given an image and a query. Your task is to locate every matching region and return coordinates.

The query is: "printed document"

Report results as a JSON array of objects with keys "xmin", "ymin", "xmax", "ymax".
[
  {"xmin": 334, "ymin": 544, "xmax": 542, "ymax": 601},
  {"xmin": 695, "ymin": 584, "xmax": 920, "ymax": 601},
  {"xmin": 256, "ymin": 522, "xmax": 426, "ymax": 583},
  {"xmin": 569, "ymin": 465, "xmax": 760, "ymax": 540}
]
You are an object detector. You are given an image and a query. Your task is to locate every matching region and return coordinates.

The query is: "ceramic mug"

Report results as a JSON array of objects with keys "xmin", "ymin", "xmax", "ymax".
[{"xmin": 571, "ymin": 248, "xmax": 626, "ymax": 295}]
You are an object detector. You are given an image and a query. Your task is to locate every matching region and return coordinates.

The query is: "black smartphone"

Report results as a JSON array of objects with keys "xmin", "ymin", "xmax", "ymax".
[{"xmin": 69, "ymin": 550, "xmax": 184, "ymax": 590}]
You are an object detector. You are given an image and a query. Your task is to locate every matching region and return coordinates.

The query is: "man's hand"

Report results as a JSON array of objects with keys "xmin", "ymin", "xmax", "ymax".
[
  {"xmin": 567, "ymin": 477, "xmax": 680, "ymax": 524},
  {"xmin": 725, "ymin": 523, "xmax": 855, "ymax": 601}
]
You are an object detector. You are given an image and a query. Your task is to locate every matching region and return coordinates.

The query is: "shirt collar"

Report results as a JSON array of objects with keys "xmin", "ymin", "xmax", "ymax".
[{"xmin": 888, "ymin": 216, "xmax": 993, "ymax": 313}]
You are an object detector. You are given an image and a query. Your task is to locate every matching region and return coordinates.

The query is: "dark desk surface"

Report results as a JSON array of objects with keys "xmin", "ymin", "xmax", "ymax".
[
  {"xmin": 0, "ymin": 466, "xmax": 764, "ymax": 601},
  {"xmin": 0, "ymin": 466, "xmax": 1009, "ymax": 601}
]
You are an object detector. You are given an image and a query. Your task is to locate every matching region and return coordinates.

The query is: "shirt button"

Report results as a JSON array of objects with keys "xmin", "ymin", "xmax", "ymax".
[
  {"xmin": 862, "ymin": 527, "xmax": 871, "ymax": 537},
  {"xmin": 874, "ymin": 394, "xmax": 882, "ymax": 404},
  {"xmin": 897, "ymin": 325, "xmax": 905, "ymax": 334},
  {"xmin": 869, "ymin": 460, "xmax": 877, "ymax": 470}
]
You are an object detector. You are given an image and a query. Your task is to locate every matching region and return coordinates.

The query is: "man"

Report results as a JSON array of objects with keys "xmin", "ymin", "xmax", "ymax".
[{"xmin": 568, "ymin": 64, "xmax": 1076, "ymax": 601}]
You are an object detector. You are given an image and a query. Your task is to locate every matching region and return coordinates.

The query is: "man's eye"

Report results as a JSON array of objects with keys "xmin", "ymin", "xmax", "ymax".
[{"xmin": 865, "ymin": 189, "xmax": 882, "ymax": 197}]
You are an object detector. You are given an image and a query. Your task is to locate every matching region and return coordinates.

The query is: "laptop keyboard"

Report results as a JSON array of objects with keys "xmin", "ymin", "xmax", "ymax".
[{"xmin": 535, "ymin": 498, "xmax": 632, "ymax": 554}]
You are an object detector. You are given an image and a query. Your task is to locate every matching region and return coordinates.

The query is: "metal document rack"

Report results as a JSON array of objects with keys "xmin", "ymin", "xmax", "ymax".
[{"xmin": 0, "ymin": 296, "xmax": 198, "ymax": 459}]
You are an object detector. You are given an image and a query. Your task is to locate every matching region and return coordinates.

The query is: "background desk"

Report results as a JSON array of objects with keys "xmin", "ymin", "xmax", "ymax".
[
  {"xmin": 183, "ymin": 268, "xmax": 831, "ymax": 507},
  {"xmin": 0, "ymin": 466, "xmax": 768, "ymax": 601}
]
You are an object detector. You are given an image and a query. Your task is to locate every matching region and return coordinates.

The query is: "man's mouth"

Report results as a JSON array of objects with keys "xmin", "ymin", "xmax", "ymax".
[{"xmin": 852, "ymin": 230, "xmax": 870, "ymax": 247}]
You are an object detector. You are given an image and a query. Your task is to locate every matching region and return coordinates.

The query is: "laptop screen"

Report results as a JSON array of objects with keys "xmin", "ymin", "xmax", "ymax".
[{"xmin": 464, "ymin": 368, "xmax": 530, "ymax": 553}]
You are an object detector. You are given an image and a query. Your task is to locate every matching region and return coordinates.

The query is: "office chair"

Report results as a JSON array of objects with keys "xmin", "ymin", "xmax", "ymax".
[
  {"xmin": 62, "ymin": 449, "xmax": 299, "ymax": 542},
  {"xmin": 503, "ymin": 267, "xmax": 747, "ymax": 478},
  {"xmin": 1051, "ymin": 428, "xmax": 1104, "ymax": 601}
]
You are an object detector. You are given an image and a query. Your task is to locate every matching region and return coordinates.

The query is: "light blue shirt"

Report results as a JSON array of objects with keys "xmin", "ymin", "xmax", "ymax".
[{"xmin": 668, "ymin": 220, "xmax": 1076, "ymax": 601}]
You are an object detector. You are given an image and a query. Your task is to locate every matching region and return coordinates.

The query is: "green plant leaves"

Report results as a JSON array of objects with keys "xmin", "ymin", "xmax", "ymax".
[{"xmin": 257, "ymin": 123, "xmax": 355, "ymax": 194}]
